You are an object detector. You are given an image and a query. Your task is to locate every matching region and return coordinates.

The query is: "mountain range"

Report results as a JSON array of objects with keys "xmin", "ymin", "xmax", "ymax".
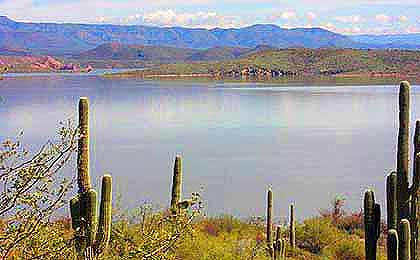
[{"xmin": 2, "ymin": 16, "xmax": 420, "ymax": 58}]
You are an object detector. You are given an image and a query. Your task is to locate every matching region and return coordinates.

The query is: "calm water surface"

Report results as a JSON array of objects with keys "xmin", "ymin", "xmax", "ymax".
[{"xmin": 1, "ymin": 74, "xmax": 418, "ymax": 220}]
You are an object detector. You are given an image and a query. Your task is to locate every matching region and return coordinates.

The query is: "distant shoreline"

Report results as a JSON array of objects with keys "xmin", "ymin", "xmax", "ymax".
[{"xmin": 103, "ymin": 70, "xmax": 420, "ymax": 86}]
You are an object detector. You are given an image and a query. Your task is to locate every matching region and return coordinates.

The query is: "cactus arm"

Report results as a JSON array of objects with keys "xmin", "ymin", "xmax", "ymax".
[
  {"xmin": 95, "ymin": 174, "xmax": 112, "ymax": 254},
  {"xmin": 387, "ymin": 172, "xmax": 398, "ymax": 231},
  {"xmin": 400, "ymin": 219, "xmax": 411, "ymax": 260},
  {"xmin": 70, "ymin": 196, "xmax": 81, "ymax": 231},
  {"xmin": 170, "ymin": 155, "xmax": 182, "ymax": 212},
  {"xmin": 281, "ymin": 238, "xmax": 286, "ymax": 260},
  {"xmin": 77, "ymin": 97, "xmax": 91, "ymax": 193},
  {"xmin": 397, "ymin": 81, "xmax": 411, "ymax": 223},
  {"xmin": 79, "ymin": 189, "xmax": 97, "ymax": 246},
  {"xmin": 388, "ymin": 229, "xmax": 399, "ymax": 260}
]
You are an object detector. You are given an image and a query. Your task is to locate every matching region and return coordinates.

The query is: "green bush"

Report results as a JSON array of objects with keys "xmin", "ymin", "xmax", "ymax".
[
  {"xmin": 295, "ymin": 217, "xmax": 342, "ymax": 254},
  {"xmin": 322, "ymin": 236, "xmax": 364, "ymax": 260}
]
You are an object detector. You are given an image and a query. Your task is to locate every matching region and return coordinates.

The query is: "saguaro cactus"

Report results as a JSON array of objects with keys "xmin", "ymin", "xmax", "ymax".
[
  {"xmin": 170, "ymin": 155, "xmax": 182, "ymax": 213},
  {"xmin": 411, "ymin": 121, "xmax": 420, "ymax": 260},
  {"xmin": 274, "ymin": 226, "xmax": 286, "ymax": 260},
  {"xmin": 364, "ymin": 189, "xmax": 381, "ymax": 260},
  {"xmin": 289, "ymin": 204, "xmax": 295, "ymax": 250},
  {"xmin": 70, "ymin": 97, "xmax": 113, "ymax": 260},
  {"xmin": 266, "ymin": 188, "xmax": 274, "ymax": 257},
  {"xmin": 169, "ymin": 155, "xmax": 194, "ymax": 213},
  {"xmin": 397, "ymin": 81, "xmax": 410, "ymax": 223},
  {"xmin": 388, "ymin": 229, "xmax": 398, "ymax": 260}
]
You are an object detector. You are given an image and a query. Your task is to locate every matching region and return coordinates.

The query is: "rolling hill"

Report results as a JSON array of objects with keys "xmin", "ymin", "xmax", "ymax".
[
  {"xmin": 111, "ymin": 48, "xmax": 420, "ymax": 77},
  {"xmin": 74, "ymin": 43, "xmax": 278, "ymax": 64}
]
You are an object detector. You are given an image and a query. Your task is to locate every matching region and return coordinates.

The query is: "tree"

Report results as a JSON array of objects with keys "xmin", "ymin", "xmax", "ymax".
[{"xmin": 0, "ymin": 119, "xmax": 77, "ymax": 259}]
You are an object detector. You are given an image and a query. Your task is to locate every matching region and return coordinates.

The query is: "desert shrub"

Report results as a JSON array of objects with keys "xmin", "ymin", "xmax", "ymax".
[
  {"xmin": 320, "ymin": 196, "xmax": 363, "ymax": 234},
  {"xmin": 0, "ymin": 120, "xmax": 77, "ymax": 259},
  {"xmin": 295, "ymin": 217, "xmax": 342, "ymax": 254},
  {"xmin": 107, "ymin": 194, "xmax": 202, "ymax": 259},
  {"xmin": 176, "ymin": 218, "xmax": 268, "ymax": 260},
  {"xmin": 322, "ymin": 235, "xmax": 364, "ymax": 260}
]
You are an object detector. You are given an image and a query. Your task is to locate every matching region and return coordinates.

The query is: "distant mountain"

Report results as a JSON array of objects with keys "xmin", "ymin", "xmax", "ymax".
[
  {"xmin": 350, "ymin": 34, "xmax": 420, "ymax": 50},
  {"xmin": 0, "ymin": 16, "xmax": 367, "ymax": 56}
]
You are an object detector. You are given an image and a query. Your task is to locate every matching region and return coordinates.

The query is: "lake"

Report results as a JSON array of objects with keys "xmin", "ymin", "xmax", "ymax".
[{"xmin": 0, "ymin": 73, "xmax": 418, "ymax": 220}]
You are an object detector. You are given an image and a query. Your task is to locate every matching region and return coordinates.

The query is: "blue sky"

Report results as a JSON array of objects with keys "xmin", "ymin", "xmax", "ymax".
[{"xmin": 1, "ymin": 0, "xmax": 420, "ymax": 34}]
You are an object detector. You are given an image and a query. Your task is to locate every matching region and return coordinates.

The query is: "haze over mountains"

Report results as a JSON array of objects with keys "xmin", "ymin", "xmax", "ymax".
[{"xmin": 1, "ymin": 16, "xmax": 420, "ymax": 59}]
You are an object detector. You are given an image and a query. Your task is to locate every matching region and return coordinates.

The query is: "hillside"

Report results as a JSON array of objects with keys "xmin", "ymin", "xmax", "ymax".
[
  {"xmin": 74, "ymin": 43, "xmax": 278, "ymax": 65},
  {"xmin": 109, "ymin": 48, "xmax": 420, "ymax": 79},
  {"xmin": 0, "ymin": 55, "xmax": 92, "ymax": 72},
  {"xmin": 0, "ymin": 16, "xmax": 365, "ymax": 56}
]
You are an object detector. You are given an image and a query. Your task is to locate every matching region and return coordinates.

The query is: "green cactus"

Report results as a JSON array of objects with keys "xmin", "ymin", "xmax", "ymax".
[
  {"xmin": 289, "ymin": 204, "xmax": 295, "ymax": 250},
  {"xmin": 387, "ymin": 171, "xmax": 398, "ymax": 231},
  {"xmin": 388, "ymin": 229, "xmax": 398, "ymax": 260},
  {"xmin": 274, "ymin": 226, "xmax": 280, "ymax": 260},
  {"xmin": 266, "ymin": 188, "xmax": 273, "ymax": 258},
  {"xmin": 397, "ymin": 81, "xmax": 410, "ymax": 223},
  {"xmin": 169, "ymin": 155, "xmax": 194, "ymax": 214},
  {"xmin": 400, "ymin": 219, "xmax": 411, "ymax": 260},
  {"xmin": 70, "ymin": 97, "xmax": 112, "ymax": 260},
  {"xmin": 411, "ymin": 121, "xmax": 420, "ymax": 260},
  {"xmin": 281, "ymin": 238, "xmax": 286, "ymax": 260},
  {"xmin": 77, "ymin": 97, "xmax": 91, "ymax": 194},
  {"xmin": 171, "ymin": 155, "xmax": 182, "ymax": 210},
  {"xmin": 364, "ymin": 189, "xmax": 380, "ymax": 260}
]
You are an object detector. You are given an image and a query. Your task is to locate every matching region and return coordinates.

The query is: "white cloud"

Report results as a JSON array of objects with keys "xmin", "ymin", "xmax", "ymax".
[
  {"xmin": 280, "ymin": 11, "xmax": 297, "ymax": 20},
  {"xmin": 398, "ymin": 15, "xmax": 409, "ymax": 23},
  {"xmin": 119, "ymin": 9, "xmax": 246, "ymax": 29},
  {"xmin": 375, "ymin": 14, "xmax": 391, "ymax": 23},
  {"xmin": 306, "ymin": 12, "xmax": 317, "ymax": 21},
  {"xmin": 334, "ymin": 15, "xmax": 364, "ymax": 24}
]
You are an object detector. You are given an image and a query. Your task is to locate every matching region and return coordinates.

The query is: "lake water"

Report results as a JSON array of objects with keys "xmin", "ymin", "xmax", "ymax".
[{"xmin": 1, "ymin": 73, "xmax": 418, "ymax": 220}]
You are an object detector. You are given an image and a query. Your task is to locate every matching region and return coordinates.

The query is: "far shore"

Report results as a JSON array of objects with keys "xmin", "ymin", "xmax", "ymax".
[{"xmin": 103, "ymin": 70, "xmax": 420, "ymax": 86}]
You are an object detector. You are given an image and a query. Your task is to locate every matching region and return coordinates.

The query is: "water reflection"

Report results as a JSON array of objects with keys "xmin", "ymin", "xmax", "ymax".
[{"xmin": 0, "ymin": 76, "xmax": 418, "ymax": 219}]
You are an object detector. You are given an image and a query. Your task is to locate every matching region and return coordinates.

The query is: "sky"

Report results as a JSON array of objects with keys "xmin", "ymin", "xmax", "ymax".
[{"xmin": 1, "ymin": 0, "xmax": 420, "ymax": 34}]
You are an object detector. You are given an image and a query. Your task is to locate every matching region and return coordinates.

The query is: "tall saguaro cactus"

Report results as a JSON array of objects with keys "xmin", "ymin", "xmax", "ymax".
[
  {"xmin": 393, "ymin": 82, "xmax": 420, "ymax": 260},
  {"xmin": 364, "ymin": 189, "xmax": 381, "ymax": 260},
  {"xmin": 70, "ymin": 97, "xmax": 113, "ymax": 260},
  {"xmin": 397, "ymin": 81, "xmax": 411, "ymax": 224},
  {"xmin": 411, "ymin": 122, "xmax": 420, "ymax": 260},
  {"xmin": 289, "ymin": 204, "xmax": 295, "ymax": 250}
]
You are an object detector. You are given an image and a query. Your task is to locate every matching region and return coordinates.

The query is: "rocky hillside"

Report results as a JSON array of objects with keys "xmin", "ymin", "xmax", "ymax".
[
  {"xmin": 113, "ymin": 48, "xmax": 420, "ymax": 78},
  {"xmin": 0, "ymin": 55, "xmax": 92, "ymax": 72}
]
